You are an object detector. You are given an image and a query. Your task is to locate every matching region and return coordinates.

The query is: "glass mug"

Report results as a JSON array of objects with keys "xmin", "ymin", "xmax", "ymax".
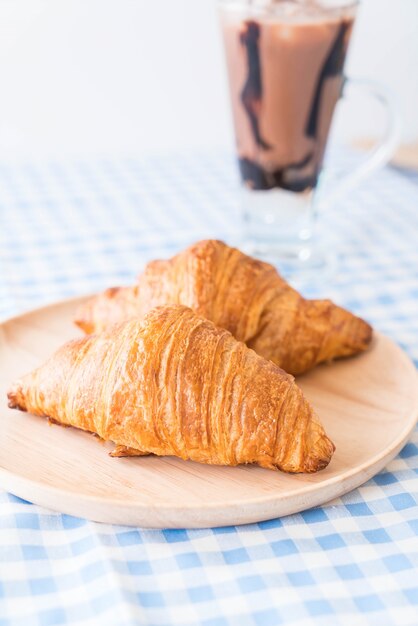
[{"xmin": 219, "ymin": 0, "xmax": 400, "ymax": 273}]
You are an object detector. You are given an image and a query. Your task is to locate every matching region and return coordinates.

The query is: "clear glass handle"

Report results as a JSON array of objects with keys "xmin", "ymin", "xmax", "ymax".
[{"xmin": 319, "ymin": 76, "xmax": 402, "ymax": 211}]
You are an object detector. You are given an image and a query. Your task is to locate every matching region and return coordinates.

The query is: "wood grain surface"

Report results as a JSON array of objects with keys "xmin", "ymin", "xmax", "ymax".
[
  {"xmin": 355, "ymin": 139, "xmax": 418, "ymax": 171},
  {"xmin": 0, "ymin": 296, "xmax": 417, "ymax": 528}
]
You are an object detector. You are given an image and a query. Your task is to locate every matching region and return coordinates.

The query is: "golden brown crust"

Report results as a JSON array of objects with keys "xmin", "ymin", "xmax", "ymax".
[
  {"xmin": 8, "ymin": 305, "xmax": 334, "ymax": 473},
  {"xmin": 109, "ymin": 445, "xmax": 149, "ymax": 457},
  {"xmin": 75, "ymin": 240, "xmax": 372, "ymax": 375}
]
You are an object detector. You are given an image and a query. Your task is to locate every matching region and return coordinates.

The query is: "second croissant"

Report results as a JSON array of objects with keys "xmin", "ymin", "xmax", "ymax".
[{"xmin": 75, "ymin": 240, "xmax": 372, "ymax": 375}]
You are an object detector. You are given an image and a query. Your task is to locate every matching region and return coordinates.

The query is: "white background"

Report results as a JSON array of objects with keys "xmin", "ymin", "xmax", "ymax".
[{"xmin": 0, "ymin": 0, "xmax": 416, "ymax": 158}]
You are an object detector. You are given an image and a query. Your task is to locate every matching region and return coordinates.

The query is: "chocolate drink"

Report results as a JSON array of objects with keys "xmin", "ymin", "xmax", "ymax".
[{"xmin": 221, "ymin": 1, "xmax": 355, "ymax": 193}]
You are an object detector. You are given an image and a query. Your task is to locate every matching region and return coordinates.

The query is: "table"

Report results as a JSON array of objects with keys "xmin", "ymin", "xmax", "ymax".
[{"xmin": 0, "ymin": 153, "xmax": 417, "ymax": 626}]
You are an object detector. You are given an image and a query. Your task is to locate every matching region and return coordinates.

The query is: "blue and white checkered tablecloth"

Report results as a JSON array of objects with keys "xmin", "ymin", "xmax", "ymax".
[{"xmin": 0, "ymin": 152, "xmax": 417, "ymax": 626}]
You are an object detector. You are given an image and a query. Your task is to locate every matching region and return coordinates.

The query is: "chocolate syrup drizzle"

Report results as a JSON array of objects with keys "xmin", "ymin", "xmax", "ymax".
[
  {"xmin": 238, "ymin": 20, "xmax": 350, "ymax": 192},
  {"xmin": 239, "ymin": 154, "xmax": 315, "ymax": 193},
  {"xmin": 306, "ymin": 20, "xmax": 350, "ymax": 140},
  {"xmin": 239, "ymin": 21, "xmax": 272, "ymax": 150}
]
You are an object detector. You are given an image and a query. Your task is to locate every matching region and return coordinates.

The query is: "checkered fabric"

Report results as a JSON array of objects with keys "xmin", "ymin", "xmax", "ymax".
[{"xmin": 0, "ymin": 153, "xmax": 417, "ymax": 626}]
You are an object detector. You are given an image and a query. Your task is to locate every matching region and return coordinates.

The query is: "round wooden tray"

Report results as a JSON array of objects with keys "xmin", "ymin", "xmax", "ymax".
[{"xmin": 0, "ymin": 297, "xmax": 417, "ymax": 528}]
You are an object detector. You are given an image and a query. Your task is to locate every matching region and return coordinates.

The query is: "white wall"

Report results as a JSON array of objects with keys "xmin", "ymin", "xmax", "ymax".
[
  {"xmin": 0, "ymin": 0, "xmax": 416, "ymax": 159},
  {"xmin": 337, "ymin": 0, "xmax": 418, "ymax": 144}
]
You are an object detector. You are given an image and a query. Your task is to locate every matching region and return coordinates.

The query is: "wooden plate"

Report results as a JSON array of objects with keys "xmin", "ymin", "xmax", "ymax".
[{"xmin": 0, "ymin": 297, "xmax": 417, "ymax": 528}]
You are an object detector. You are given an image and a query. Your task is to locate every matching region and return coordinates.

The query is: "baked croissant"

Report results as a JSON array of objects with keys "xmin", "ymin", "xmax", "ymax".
[
  {"xmin": 75, "ymin": 240, "xmax": 372, "ymax": 375},
  {"xmin": 8, "ymin": 305, "xmax": 334, "ymax": 473}
]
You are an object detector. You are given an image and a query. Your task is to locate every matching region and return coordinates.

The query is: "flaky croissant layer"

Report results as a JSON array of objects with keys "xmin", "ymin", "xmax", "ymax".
[
  {"xmin": 75, "ymin": 240, "xmax": 372, "ymax": 375},
  {"xmin": 8, "ymin": 305, "xmax": 334, "ymax": 473}
]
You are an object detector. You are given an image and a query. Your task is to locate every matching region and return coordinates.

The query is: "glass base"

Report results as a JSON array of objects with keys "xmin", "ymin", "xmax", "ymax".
[
  {"xmin": 240, "ymin": 187, "xmax": 337, "ymax": 286},
  {"xmin": 242, "ymin": 241, "xmax": 337, "ymax": 286},
  {"xmin": 242, "ymin": 187, "xmax": 313, "ymax": 244}
]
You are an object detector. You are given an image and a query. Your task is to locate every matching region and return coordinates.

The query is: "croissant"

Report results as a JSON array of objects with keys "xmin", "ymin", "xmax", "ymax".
[
  {"xmin": 75, "ymin": 240, "xmax": 372, "ymax": 375},
  {"xmin": 7, "ymin": 305, "xmax": 334, "ymax": 473}
]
